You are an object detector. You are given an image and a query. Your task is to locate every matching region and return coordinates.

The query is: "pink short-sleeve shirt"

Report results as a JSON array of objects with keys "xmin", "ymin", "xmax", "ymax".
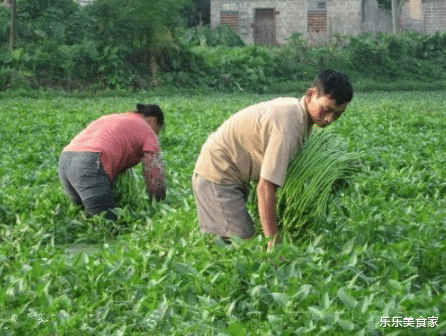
[{"xmin": 63, "ymin": 112, "xmax": 159, "ymax": 181}]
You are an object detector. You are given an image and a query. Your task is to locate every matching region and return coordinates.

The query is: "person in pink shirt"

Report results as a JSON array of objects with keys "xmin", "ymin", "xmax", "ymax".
[{"xmin": 59, "ymin": 103, "xmax": 166, "ymax": 220}]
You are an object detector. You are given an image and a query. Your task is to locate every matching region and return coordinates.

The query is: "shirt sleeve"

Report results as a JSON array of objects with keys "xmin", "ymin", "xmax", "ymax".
[
  {"xmin": 141, "ymin": 127, "xmax": 160, "ymax": 154},
  {"xmin": 260, "ymin": 127, "xmax": 301, "ymax": 187}
]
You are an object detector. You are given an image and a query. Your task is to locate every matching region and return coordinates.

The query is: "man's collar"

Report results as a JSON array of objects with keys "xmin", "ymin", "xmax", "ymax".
[{"xmin": 300, "ymin": 96, "xmax": 313, "ymax": 129}]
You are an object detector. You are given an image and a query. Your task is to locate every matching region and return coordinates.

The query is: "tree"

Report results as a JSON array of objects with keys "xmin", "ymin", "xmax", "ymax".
[
  {"xmin": 84, "ymin": 0, "xmax": 192, "ymax": 85},
  {"xmin": 184, "ymin": 0, "xmax": 210, "ymax": 27},
  {"xmin": 6, "ymin": 0, "xmax": 15, "ymax": 50},
  {"xmin": 85, "ymin": 0, "xmax": 191, "ymax": 48},
  {"xmin": 10, "ymin": 0, "xmax": 81, "ymax": 45}
]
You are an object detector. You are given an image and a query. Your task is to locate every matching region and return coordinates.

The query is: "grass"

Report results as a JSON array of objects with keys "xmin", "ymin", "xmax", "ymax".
[{"xmin": 0, "ymin": 90, "xmax": 445, "ymax": 335}]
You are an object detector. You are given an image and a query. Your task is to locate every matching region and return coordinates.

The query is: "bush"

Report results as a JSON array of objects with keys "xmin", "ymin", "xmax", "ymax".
[
  {"xmin": 345, "ymin": 32, "xmax": 446, "ymax": 80},
  {"xmin": 118, "ymin": 30, "xmax": 446, "ymax": 92},
  {"xmin": 181, "ymin": 24, "xmax": 245, "ymax": 47},
  {"xmin": 0, "ymin": 67, "xmax": 34, "ymax": 90},
  {"xmin": 0, "ymin": 6, "xmax": 9, "ymax": 45},
  {"xmin": 190, "ymin": 46, "xmax": 275, "ymax": 91}
]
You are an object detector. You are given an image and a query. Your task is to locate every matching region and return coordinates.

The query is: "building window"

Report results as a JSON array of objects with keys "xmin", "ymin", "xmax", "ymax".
[
  {"xmin": 220, "ymin": 11, "xmax": 239, "ymax": 32},
  {"xmin": 316, "ymin": 1, "xmax": 327, "ymax": 10},
  {"xmin": 308, "ymin": 0, "xmax": 327, "ymax": 33}
]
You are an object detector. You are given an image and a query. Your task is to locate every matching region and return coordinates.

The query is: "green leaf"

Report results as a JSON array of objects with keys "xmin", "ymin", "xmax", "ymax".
[
  {"xmin": 388, "ymin": 279, "xmax": 402, "ymax": 291},
  {"xmin": 250, "ymin": 285, "xmax": 270, "ymax": 298},
  {"xmin": 226, "ymin": 300, "xmax": 238, "ymax": 317},
  {"xmin": 337, "ymin": 319, "xmax": 355, "ymax": 331},
  {"xmin": 322, "ymin": 292, "xmax": 331, "ymax": 309},
  {"xmin": 341, "ymin": 238, "xmax": 355, "ymax": 256},
  {"xmin": 360, "ymin": 294, "xmax": 375, "ymax": 314},
  {"xmin": 308, "ymin": 306, "xmax": 324, "ymax": 320},
  {"xmin": 337, "ymin": 288, "xmax": 358, "ymax": 309},
  {"xmin": 227, "ymin": 322, "xmax": 247, "ymax": 336},
  {"xmin": 294, "ymin": 284, "xmax": 312, "ymax": 301},
  {"xmin": 271, "ymin": 292, "xmax": 288, "ymax": 306}
]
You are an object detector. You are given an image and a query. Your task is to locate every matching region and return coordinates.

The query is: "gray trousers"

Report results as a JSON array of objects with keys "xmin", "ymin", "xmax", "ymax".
[
  {"xmin": 192, "ymin": 173, "xmax": 255, "ymax": 239},
  {"xmin": 58, "ymin": 151, "xmax": 116, "ymax": 220}
]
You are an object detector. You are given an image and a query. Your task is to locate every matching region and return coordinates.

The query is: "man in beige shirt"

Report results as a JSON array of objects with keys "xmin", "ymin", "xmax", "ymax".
[{"xmin": 193, "ymin": 70, "xmax": 353, "ymax": 250}]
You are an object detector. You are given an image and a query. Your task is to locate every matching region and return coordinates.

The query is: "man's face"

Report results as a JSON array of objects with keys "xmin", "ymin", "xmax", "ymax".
[{"xmin": 306, "ymin": 89, "xmax": 349, "ymax": 128}]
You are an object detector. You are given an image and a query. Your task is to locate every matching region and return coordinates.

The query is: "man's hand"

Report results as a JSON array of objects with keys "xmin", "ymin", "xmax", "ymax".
[
  {"xmin": 257, "ymin": 177, "xmax": 280, "ymax": 252},
  {"xmin": 267, "ymin": 233, "xmax": 282, "ymax": 252}
]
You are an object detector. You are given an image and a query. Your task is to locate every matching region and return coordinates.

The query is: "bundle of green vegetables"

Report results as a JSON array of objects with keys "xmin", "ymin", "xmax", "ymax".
[{"xmin": 254, "ymin": 130, "xmax": 361, "ymax": 239}]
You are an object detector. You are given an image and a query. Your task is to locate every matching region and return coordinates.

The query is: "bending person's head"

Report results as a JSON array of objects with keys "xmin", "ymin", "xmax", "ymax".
[
  {"xmin": 136, "ymin": 103, "xmax": 164, "ymax": 134},
  {"xmin": 305, "ymin": 70, "xmax": 353, "ymax": 128}
]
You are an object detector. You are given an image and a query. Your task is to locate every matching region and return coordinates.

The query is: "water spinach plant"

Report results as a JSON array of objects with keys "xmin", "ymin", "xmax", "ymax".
[{"xmin": 0, "ymin": 90, "xmax": 444, "ymax": 335}]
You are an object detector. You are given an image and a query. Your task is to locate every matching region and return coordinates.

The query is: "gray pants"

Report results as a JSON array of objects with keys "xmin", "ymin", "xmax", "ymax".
[
  {"xmin": 58, "ymin": 151, "xmax": 116, "ymax": 220},
  {"xmin": 192, "ymin": 173, "xmax": 255, "ymax": 239}
]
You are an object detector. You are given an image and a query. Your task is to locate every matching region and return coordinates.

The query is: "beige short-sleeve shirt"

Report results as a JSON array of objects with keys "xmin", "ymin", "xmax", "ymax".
[{"xmin": 194, "ymin": 97, "xmax": 313, "ymax": 187}]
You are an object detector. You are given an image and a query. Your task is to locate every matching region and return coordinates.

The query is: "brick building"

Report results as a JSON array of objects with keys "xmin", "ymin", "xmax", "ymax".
[
  {"xmin": 419, "ymin": 0, "xmax": 446, "ymax": 33},
  {"xmin": 210, "ymin": 0, "xmax": 446, "ymax": 45}
]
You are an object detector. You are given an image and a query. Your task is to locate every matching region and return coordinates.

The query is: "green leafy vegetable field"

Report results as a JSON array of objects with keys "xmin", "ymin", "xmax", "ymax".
[{"xmin": 0, "ymin": 91, "xmax": 445, "ymax": 335}]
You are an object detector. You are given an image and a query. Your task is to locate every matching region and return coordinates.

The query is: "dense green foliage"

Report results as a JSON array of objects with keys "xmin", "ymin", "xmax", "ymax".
[
  {"xmin": 1, "ymin": 0, "xmax": 446, "ymax": 92},
  {"xmin": 187, "ymin": 32, "xmax": 446, "ymax": 92},
  {"xmin": 0, "ymin": 91, "xmax": 445, "ymax": 335},
  {"xmin": 0, "ymin": 0, "xmax": 196, "ymax": 89}
]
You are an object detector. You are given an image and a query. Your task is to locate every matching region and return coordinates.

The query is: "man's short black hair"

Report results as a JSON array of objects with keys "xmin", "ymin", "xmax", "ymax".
[
  {"xmin": 312, "ymin": 70, "xmax": 353, "ymax": 105},
  {"xmin": 136, "ymin": 103, "xmax": 164, "ymax": 128}
]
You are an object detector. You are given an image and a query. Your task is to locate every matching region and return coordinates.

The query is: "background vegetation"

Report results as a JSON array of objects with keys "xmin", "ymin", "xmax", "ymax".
[{"xmin": 1, "ymin": 0, "xmax": 446, "ymax": 92}]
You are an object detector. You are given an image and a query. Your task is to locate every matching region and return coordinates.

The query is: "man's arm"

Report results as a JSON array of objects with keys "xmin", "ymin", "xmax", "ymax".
[
  {"xmin": 142, "ymin": 152, "xmax": 166, "ymax": 201},
  {"xmin": 257, "ymin": 177, "xmax": 280, "ymax": 251}
]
